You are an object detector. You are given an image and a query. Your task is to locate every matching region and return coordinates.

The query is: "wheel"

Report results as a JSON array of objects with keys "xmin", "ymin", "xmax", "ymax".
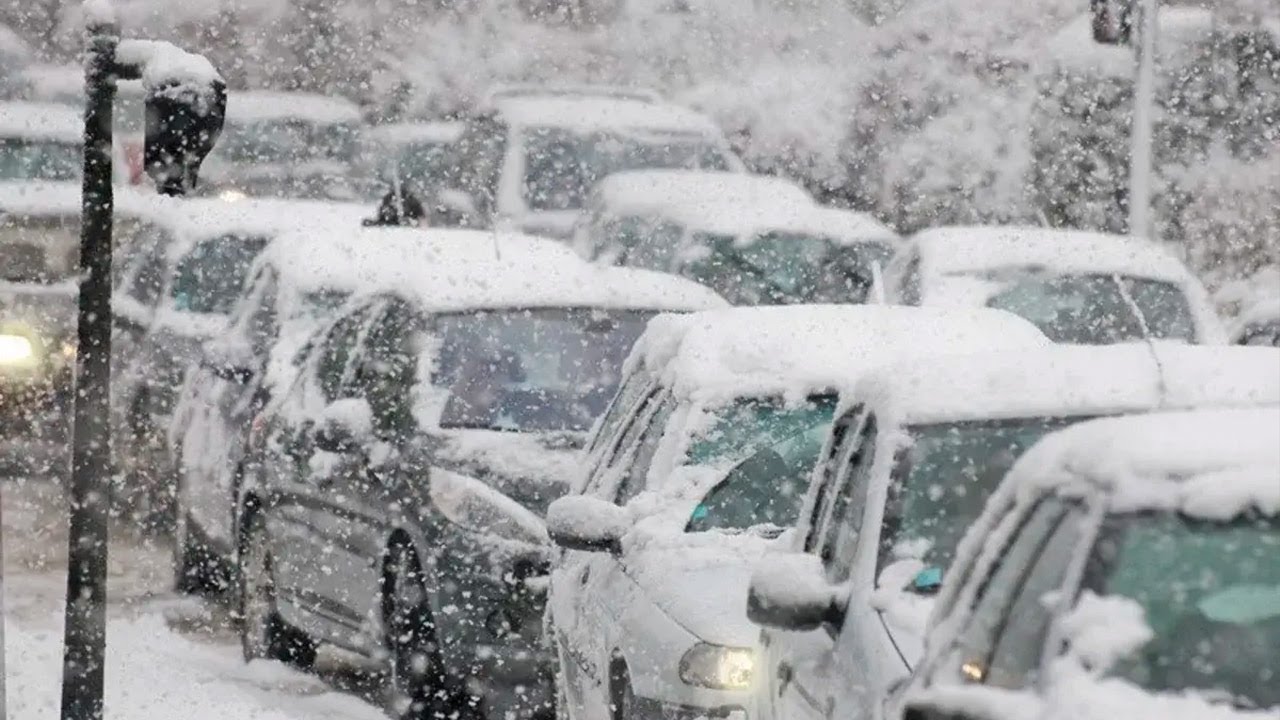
[
  {"xmin": 238, "ymin": 510, "xmax": 316, "ymax": 669},
  {"xmin": 383, "ymin": 543, "xmax": 472, "ymax": 720}
]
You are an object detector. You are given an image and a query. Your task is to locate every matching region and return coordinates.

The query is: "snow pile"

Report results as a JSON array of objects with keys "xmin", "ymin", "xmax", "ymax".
[{"xmin": 115, "ymin": 38, "xmax": 222, "ymax": 94}]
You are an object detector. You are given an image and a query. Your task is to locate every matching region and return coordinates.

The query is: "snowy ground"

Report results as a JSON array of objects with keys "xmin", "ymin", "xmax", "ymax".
[{"xmin": 2, "ymin": 477, "xmax": 386, "ymax": 719}]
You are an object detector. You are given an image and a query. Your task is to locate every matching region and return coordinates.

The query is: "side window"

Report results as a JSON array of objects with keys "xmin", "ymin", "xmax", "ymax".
[
  {"xmin": 613, "ymin": 395, "xmax": 677, "ymax": 505},
  {"xmin": 948, "ymin": 499, "xmax": 1069, "ymax": 686},
  {"xmin": 802, "ymin": 410, "xmax": 861, "ymax": 553},
  {"xmin": 588, "ymin": 370, "xmax": 650, "ymax": 455},
  {"xmin": 245, "ymin": 270, "xmax": 279, "ymax": 357},
  {"xmin": 819, "ymin": 416, "xmax": 878, "ymax": 581},
  {"xmin": 125, "ymin": 237, "xmax": 170, "ymax": 307},
  {"xmin": 318, "ymin": 306, "xmax": 372, "ymax": 402},
  {"xmin": 898, "ymin": 252, "xmax": 923, "ymax": 306},
  {"xmin": 350, "ymin": 298, "xmax": 423, "ymax": 441}
]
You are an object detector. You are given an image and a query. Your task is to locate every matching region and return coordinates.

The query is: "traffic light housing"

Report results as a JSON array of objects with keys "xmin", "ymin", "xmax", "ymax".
[{"xmin": 144, "ymin": 78, "xmax": 227, "ymax": 197}]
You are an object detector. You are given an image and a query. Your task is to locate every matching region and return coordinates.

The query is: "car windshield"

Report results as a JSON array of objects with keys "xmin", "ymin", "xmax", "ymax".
[
  {"xmin": 879, "ymin": 416, "xmax": 1079, "ymax": 575},
  {"xmin": 522, "ymin": 127, "xmax": 733, "ymax": 211},
  {"xmin": 0, "ymin": 138, "xmax": 80, "ymax": 181},
  {"xmin": 170, "ymin": 235, "xmax": 270, "ymax": 314},
  {"xmin": 973, "ymin": 270, "xmax": 1197, "ymax": 343},
  {"xmin": 685, "ymin": 395, "xmax": 837, "ymax": 532},
  {"xmin": 0, "ymin": 216, "xmax": 78, "ymax": 284},
  {"xmin": 435, "ymin": 308, "xmax": 654, "ymax": 433},
  {"xmin": 686, "ymin": 232, "xmax": 895, "ymax": 305},
  {"xmin": 219, "ymin": 120, "xmax": 358, "ymax": 164},
  {"xmin": 1086, "ymin": 512, "xmax": 1280, "ymax": 710}
]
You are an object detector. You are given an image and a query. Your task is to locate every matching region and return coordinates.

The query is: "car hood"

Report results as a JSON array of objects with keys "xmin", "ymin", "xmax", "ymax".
[
  {"xmin": 622, "ymin": 535, "xmax": 772, "ymax": 647},
  {"xmin": 433, "ymin": 429, "xmax": 583, "ymax": 516}
]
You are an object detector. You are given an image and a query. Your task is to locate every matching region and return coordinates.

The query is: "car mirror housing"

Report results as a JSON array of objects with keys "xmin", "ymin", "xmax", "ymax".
[
  {"xmin": 746, "ymin": 553, "xmax": 844, "ymax": 632},
  {"xmin": 546, "ymin": 496, "xmax": 629, "ymax": 554},
  {"xmin": 314, "ymin": 397, "xmax": 374, "ymax": 454}
]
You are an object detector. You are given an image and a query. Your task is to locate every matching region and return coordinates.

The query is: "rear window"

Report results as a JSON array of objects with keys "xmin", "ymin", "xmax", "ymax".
[
  {"xmin": 0, "ymin": 138, "xmax": 81, "ymax": 181},
  {"xmin": 170, "ymin": 235, "xmax": 270, "ymax": 314}
]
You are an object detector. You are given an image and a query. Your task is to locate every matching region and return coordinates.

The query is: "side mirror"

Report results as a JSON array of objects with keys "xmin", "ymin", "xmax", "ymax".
[
  {"xmin": 747, "ymin": 553, "xmax": 845, "ymax": 631},
  {"xmin": 204, "ymin": 341, "xmax": 255, "ymax": 383},
  {"xmin": 314, "ymin": 397, "xmax": 374, "ymax": 454},
  {"xmin": 546, "ymin": 496, "xmax": 630, "ymax": 554}
]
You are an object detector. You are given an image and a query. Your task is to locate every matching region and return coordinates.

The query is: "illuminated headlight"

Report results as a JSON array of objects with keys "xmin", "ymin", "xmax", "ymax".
[
  {"xmin": 0, "ymin": 334, "xmax": 35, "ymax": 365},
  {"xmin": 219, "ymin": 189, "xmax": 248, "ymax": 202},
  {"xmin": 678, "ymin": 643, "xmax": 755, "ymax": 690},
  {"xmin": 61, "ymin": 342, "xmax": 77, "ymax": 360}
]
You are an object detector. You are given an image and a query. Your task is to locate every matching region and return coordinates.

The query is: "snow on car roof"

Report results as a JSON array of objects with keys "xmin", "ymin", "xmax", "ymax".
[
  {"xmin": 630, "ymin": 305, "xmax": 1049, "ymax": 405},
  {"xmin": 1005, "ymin": 406, "xmax": 1280, "ymax": 520},
  {"xmin": 150, "ymin": 196, "xmax": 372, "ymax": 264},
  {"xmin": 365, "ymin": 121, "xmax": 464, "ymax": 147},
  {"xmin": 494, "ymin": 95, "xmax": 722, "ymax": 136},
  {"xmin": 667, "ymin": 200, "xmax": 899, "ymax": 245},
  {"xmin": 914, "ymin": 226, "xmax": 1195, "ymax": 283},
  {"xmin": 594, "ymin": 169, "xmax": 812, "ymax": 215},
  {"xmin": 386, "ymin": 251, "xmax": 727, "ymax": 315},
  {"xmin": 854, "ymin": 343, "xmax": 1280, "ymax": 425},
  {"xmin": 0, "ymin": 100, "xmax": 82, "ymax": 143},
  {"xmin": 224, "ymin": 90, "xmax": 362, "ymax": 126}
]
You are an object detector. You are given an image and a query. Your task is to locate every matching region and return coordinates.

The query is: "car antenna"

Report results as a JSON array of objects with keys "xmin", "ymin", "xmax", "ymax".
[{"xmin": 1114, "ymin": 272, "xmax": 1169, "ymax": 405}]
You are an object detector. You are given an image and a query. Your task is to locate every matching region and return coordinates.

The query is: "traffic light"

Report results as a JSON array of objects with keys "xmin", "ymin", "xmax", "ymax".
[
  {"xmin": 144, "ymin": 78, "xmax": 227, "ymax": 197},
  {"xmin": 1092, "ymin": 0, "xmax": 1133, "ymax": 45}
]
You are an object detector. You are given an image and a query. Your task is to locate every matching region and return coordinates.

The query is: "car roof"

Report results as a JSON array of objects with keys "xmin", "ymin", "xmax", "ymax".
[
  {"xmin": 594, "ymin": 170, "xmax": 812, "ymax": 215},
  {"xmin": 912, "ymin": 225, "xmax": 1195, "ymax": 284},
  {"xmin": 150, "ymin": 197, "xmax": 372, "ymax": 265},
  {"xmin": 224, "ymin": 90, "xmax": 362, "ymax": 126},
  {"xmin": 493, "ymin": 95, "xmax": 722, "ymax": 136},
  {"xmin": 0, "ymin": 100, "xmax": 82, "ymax": 143},
  {"xmin": 1004, "ymin": 406, "xmax": 1280, "ymax": 520},
  {"xmin": 666, "ymin": 200, "xmax": 900, "ymax": 244},
  {"xmin": 628, "ymin": 305, "xmax": 1049, "ymax": 405},
  {"xmin": 364, "ymin": 121, "xmax": 465, "ymax": 147},
  {"xmin": 852, "ymin": 343, "xmax": 1280, "ymax": 425}
]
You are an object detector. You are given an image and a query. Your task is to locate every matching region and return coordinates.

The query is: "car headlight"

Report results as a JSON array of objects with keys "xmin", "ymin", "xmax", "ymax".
[
  {"xmin": 0, "ymin": 334, "xmax": 36, "ymax": 365},
  {"xmin": 678, "ymin": 643, "xmax": 755, "ymax": 690}
]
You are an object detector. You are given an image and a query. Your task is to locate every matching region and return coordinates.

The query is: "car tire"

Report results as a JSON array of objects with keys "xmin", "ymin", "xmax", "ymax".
[
  {"xmin": 382, "ymin": 542, "xmax": 462, "ymax": 720},
  {"xmin": 237, "ymin": 510, "xmax": 316, "ymax": 669}
]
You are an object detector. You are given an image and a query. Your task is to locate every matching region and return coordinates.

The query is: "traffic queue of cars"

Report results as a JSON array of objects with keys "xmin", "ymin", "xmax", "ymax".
[{"xmin": 1, "ymin": 80, "xmax": 1277, "ymax": 720}]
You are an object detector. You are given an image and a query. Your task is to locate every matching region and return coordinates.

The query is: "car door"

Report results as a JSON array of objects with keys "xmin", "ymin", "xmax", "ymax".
[
  {"xmin": 772, "ymin": 412, "xmax": 877, "ymax": 720},
  {"xmin": 314, "ymin": 296, "xmax": 426, "ymax": 632},
  {"xmin": 265, "ymin": 302, "xmax": 377, "ymax": 638}
]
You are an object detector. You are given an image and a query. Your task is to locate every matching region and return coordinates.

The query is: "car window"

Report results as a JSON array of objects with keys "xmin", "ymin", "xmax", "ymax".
[
  {"xmin": 245, "ymin": 270, "xmax": 279, "ymax": 358},
  {"xmin": 984, "ymin": 505, "xmax": 1085, "ymax": 690},
  {"xmin": 802, "ymin": 410, "xmax": 862, "ymax": 553},
  {"xmin": 589, "ymin": 370, "xmax": 652, "ymax": 455},
  {"xmin": 126, "ymin": 239, "xmax": 170, "ymax": 306},
  {"xmin": 614, "ymin": 394, "xmax": 676, "ymax": 505},
  {"xmin": 318, "ymin": 305, "xmax": 373, "ymax": 402},
  {"xmin": 350, "ymin": 297, "xmax": 423, "ymax": 441},
  {"xmin": 583, "ymin": 389, "xmax": 660, "ymax": 497},
  {"xmin": 819, "ymin": 415, "xmax": 877, "ymax": 581},
  {"xmin": 948, "ymin": 499, "xmax": 1067, "ymax": 685},
  {"xmin": 170, "ymin": 235, "xmax": 270, "ymax": 314}
]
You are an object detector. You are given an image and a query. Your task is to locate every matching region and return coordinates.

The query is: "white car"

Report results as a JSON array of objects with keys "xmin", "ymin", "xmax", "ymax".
[
  {"xmin": 0, "ymin": 100, "xmax": 133, "ymax": 183},
  {"xmin": 888, "ymin": 405, "xmax": 1280, "ymax": 720},
  {"xmin": 169, "ymin": 226, "xmax": 583, "ymax": 590},
  {"xmin": 439, "ymin": 92, "xmax": 744, "ymax": 239},
  {"xmin": 573, "ymin": 169, "xmax": 899, "ymax": 305},
  {"xmin": 881, "ymin": 226, "xmax": 1227, "ymax": 344},
  {"xmin": 544, "ymin": 305, "xmax": 1047, "ymax": 720},
  {"xmin": 747, "ymin": 343, "xmax": 1280, "ymax": 720}
]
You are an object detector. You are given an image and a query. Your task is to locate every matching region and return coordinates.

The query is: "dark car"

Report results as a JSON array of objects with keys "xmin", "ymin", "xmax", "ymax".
[{"xmin": 235, "ymin": 258, "xmax": 723, "ymax": 719}]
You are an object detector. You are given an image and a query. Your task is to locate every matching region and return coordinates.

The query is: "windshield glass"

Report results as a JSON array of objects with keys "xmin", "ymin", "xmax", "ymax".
[
  {"xmin": 0, "ymin": 216, "xmax": 78, "ymax": 284},
  {"xmin": 522, "ymin": 127, "xmax": 732, "ymax": 211},
  {"xmin": 392, "ymin": 141, "xmax": 453, "ymax": 189},
  {"xmin": 879, "ymin": 417, "xmax": 1079, "ymax": 574},
  {"xmin": 686, "ymin": 232, "xmax": 895, "ymax": 305},
  {"xmin": 219, "ymin": 120, "xmax": 358, "ymax": 164},
  {"xmin": 299, "ymin": 289, "xmax": 350, "ymax": 319},
  {"xmin": 975, "ymin": 271, "xmax": 1197, "ymax": 343},
  {"xmin": 685, "ymin": 395, "xmax": 837, "ymax": 532},
  {"xmin": 1086, "ymin": 512, "xmax": 1280, "ymax": 709},
  {"xmin": 170, "ymin": 235, "xmax": 270, "ymax": 314},
  {"xmin": 0, "ymin": 138, "xmax": 80, "ymax": 181},
  {"xmin": 435, "ymin": 308, "xmax": 654, "ymax": 433}
]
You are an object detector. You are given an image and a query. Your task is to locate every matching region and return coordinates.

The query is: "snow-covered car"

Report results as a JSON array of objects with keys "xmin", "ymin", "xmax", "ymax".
[
  {"xmin": 360, "ymin": 120, "xmax": 464, "ymax": 199},
  {"xmin": 198, "ymin": 90, "xmax": 366, "ymax": 202},
  {"xmin": 437, "ymin": 92, "xmax": 744, "ymax": 239},
  {"xmin": 170, "ymin": 226, "xmax": 582, "ymax": 592},
  {"xmin": 882, "ymin": 227, "xmax": 1227, "ymax": 344},
  {"xmin": 887, "ymin": 405, "xmax": 1280, "ymax": 720},
  {"xmin": 0, "ymin": 181, "xmax": 166, "ymax": 476},
  {"xmin": 111, "ymin": 196, "xmax": 369, "ymax": 525},
  {"xmin": 544, "ymin": 305, "xmax": 1047, "ymax": 720},
  {"xmin": 746, "ymin": 343, "xmax": 1280, "ymax": 720},
  {"xmin": 235, "ymin": 255, "xmax": 724, "ymax": 719},
  {"xmin": 1232, "ymin": 297, "xmax": 1280, "ymax": 347},
  {"xmin": 575, "ymin": 169, "xmax": 899, "ymax": 305},
  {"xmin": 0, "ymin": 24, "xmax": 33, "ymax": 98}
]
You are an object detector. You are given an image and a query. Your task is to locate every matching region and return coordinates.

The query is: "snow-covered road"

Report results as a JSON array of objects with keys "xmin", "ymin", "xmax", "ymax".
[{"xmin": 3, "ymin": 478, "xmax": 386, "ymax": 719}]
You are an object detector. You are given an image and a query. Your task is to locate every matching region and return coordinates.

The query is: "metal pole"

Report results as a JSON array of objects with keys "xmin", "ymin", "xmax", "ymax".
[
  {"xmin": 60, "ymin": 18, "xmax": 117, "ymax": 720},
  {"xmin": 1129, "ymin": 0, "xmax": 1158, "ymax": 239},
  {"xmin": 1, "ymin": 484, "xmax": 7, "ymax": 720}
]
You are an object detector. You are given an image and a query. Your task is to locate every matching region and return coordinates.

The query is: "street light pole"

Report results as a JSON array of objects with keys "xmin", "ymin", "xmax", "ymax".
[
  {"xmin": 60, "ymin": 15, "xmax": 118, "ymax": 720},
  {"xmin": 1128, "ymin": 0, "xmax": 1159, "ymax": 239}
]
